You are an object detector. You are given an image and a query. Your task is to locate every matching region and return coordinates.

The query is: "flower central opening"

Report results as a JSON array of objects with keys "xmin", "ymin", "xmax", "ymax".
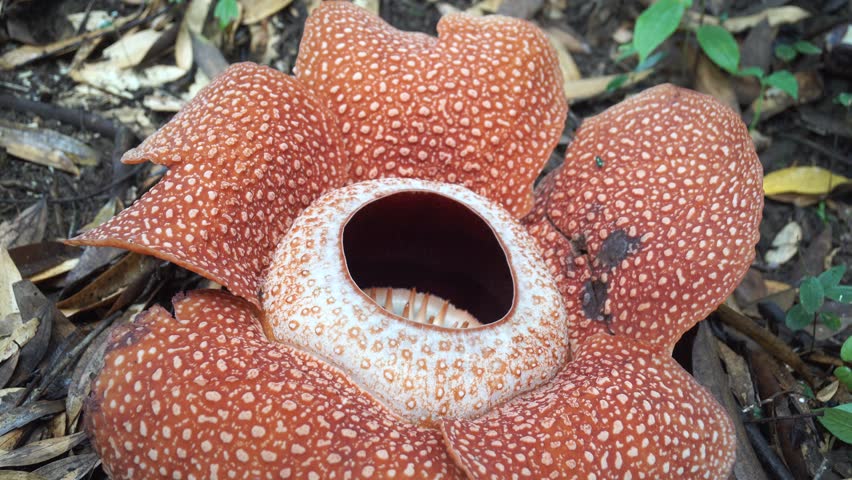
[{"xmin": 342, "ymin": 191, "xmax": 514, "ymax": 327}]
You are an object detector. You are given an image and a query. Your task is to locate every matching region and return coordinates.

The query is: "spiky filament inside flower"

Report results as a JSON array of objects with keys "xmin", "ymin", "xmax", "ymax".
[{"xmin": 366, "ymin": 287, "xmax": 482, "ymax": 328}]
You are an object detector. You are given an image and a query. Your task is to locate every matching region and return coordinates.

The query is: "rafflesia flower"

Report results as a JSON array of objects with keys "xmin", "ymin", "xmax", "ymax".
[{"xmin": 69, "ymin": 2, "xmax": 763, "ymax": 479}]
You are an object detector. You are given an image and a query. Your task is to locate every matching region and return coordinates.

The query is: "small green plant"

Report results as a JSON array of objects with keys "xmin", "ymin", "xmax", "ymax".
[
  {"xmin": 836, "ymin": 336, "xmax": 852, "ymax": 390},
  {"xmin": 774, "ymin": 40, "xmax": 821, "ymax": 63},
  {"xmin": 785, "ymin": 265, "xmax": 852, "ymax": 331},
  {"xmin": 835, "ymin": 92, "xmax": 852, "ymax": 108},
  {"xmin": 613, "ymin": 0, "xmax": 800, "ymax": 129},
  {"xmin": 214, "ymin": 0, "xmax": 239, "ymax": 29},
  {"xmin": 818, "ymin": 402, "xmax": 852, "ymax": 444}
]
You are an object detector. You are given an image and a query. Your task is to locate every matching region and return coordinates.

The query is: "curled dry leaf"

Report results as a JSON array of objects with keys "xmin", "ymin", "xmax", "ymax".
[
  {"xmin": 102, "ymin": 29, "xmax": 163, "ymax": 69},
  {"xmin": 57, "ymin": 253, "xmax": 159, "ymax": 316},
  {"xmin": 0, "ymin": 200, "xmax": 47, "ymax": 250},
  {"xmin": 0, "ymin": 432, "xmax": 86, "ymax": 468},
  {"xmin": 69, "ymin": 63, "xmax": 188, "ymax": 99},
  {"xmin": 241, "ymin": 0, "xmax": 295, "ymax": 24},
  {"xmin": 0, "ymin": 471, "xmax": 47, "ymax": 480},
  {"xmin": 0, "ymin": 400, "xmax": 65, "ymax": 438},
  {"xmin": 8, "ymin": 242, "xmax": 82, "ymax": 281},
  {"xmin": 685, "ymin": 6, "xmax": 811, "ymax": 33},
  {"xmin": 0, "ymin": 248, "xmax": 22, "ymax": 319},
  {"xmin": 0, "ymin": 317, "xmax": 38, "ymax": 364},
  {"xmin": 563, "ymin": 70, "xmax": 653, "ymax": 101},
  {"xmin": 764, "ymin": 166, "xmax": 851, "ymax": 196},
  {"xmin": 546, "ymin": 32, "xmax": 581, "ymax": 82},
  {"xmin": 0, "ymin": 121, "xmax": 99, "ymax": 175},
  {"xmin": 765, "ymin": 221, "xmax": 803, "ymax": 267},
  {"xmin": 32, "ymin": 453, "xmax": 100, "ymax": 480},
  {"xmin": 0, "ymin": 389, "xmax": 25, "ymax": 415}
]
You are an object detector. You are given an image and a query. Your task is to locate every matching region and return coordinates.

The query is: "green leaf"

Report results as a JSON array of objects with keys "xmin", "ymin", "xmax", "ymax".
[
  {"xmin": 836, "ymin": 92, "xmax": 852, "ymax": 108},
  {"xmin": 774, "ymin": 44, "xmax": 797, "ymax": 62},
  {"xmin": 214, "ymin": 0, "xmax": 239, "ymax": 29},
  {"xmin": 801, "ymin": 382, "xmax": 815, "ymax": 400},
  {"xmin": 785, "ymin": 303, "xmax": 814, "ymax": 331},
  {"xmin": 825, "ymin": 285, "xmax": 852, "ymax": 304},
  {"xmin": 818, "ymin": 265, "xmax": 846, "ymax": 289},
  {"xmin": 842, "ymin": 337, "xmax": 852, "ymax": 363},
  {"xmin": 606, "ymin": 74, "xmax": 629, "ymax": 92},
  {"xmin": 634, "ymin": 0, "xmax": 690, "ymax": 63},
  {"xmin": 697, "ymin": 25, "xmax": 740, "ymax": 74},
  {"xmin": 636, "ymin": 51, "xmax": 667, "ymax": 72},
  {"xmin": 794, "ymin": 40, "xmax": 822, "ymax": 55},
  {"xmin": 799, "ymin": 276, "xmax": 824, "ymax": 314},
  {"xmin": 818, "ymin": 403, "xmax": 852, "ymax": 444},
  {"xmin": 736, "ymin": 66, "xmax": 764, "ymax": 78},
  {"xmin": 764, "ymin": 70, "xmax": 799, "ymax": 100},
  {"xmin": 616, "ymin": 42, "xmax": 637, "ymax": 62},
  {"xmin": 820, "ymin": 311, "xmax": 841, "ymax": 331},
  {"xmin": 836, "ymin": 366, "xmax": 852, "ymax": 390}
]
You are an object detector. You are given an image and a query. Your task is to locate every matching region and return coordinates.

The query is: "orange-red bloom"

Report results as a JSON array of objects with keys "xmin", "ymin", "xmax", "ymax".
[{"xmin": 71, "ymin": 2, "xmax": 762, "ymax": 479}]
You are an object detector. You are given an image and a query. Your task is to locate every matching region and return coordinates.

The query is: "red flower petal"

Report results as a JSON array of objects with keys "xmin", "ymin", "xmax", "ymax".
[
  {"xmin": 68, "ymin": 63, "xmax": 346, "ymax": 306},
  {"xmin": 87, "ymin": 290, "xmax": 464, "ymax": 479},
  {"xmin": 523, "ymin": 85, "xmax": 762, "ymax": 350},
  {"xmin": 442, "ymin": 333, "xmax": 736, "ymax": 479},
  {"xmin": 296, "ymin": 2, "xmax": 567, "ymax": 218}
]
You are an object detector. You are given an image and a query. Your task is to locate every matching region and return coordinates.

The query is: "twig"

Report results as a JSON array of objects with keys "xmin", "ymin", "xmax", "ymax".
[
  {"xmin": 0, "ymin": 94, "xmax": 123, "ymax": 138},
  {"xmin": 21, "ymin": 311, "xmax": 120, "ymax": 405},
  {"xmin": 787, "ymin": 133, "xmax": 852, "ymax": 167},
  {"xmin": 715, "ymin": 304, "xmax": 818, "ymax": 385},
  {"xmin": 743, "ymin": 423, "xmax": 796, "ymax": 480},
  {"xmin": 744, "ymin": 412, "xmax": 823, "ymax": 424}
]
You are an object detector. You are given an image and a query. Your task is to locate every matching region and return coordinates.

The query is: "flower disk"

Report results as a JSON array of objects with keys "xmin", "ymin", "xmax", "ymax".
[
  {"xmin": 262, "ymin": 179, "xmax": 570, "ymax": 424},
  {"xmin": 524, "ymin": 84, "xmax": 762, "ymax": 350},
  {"xmin": 296, "ymin": 1, "xmax": 567, "ymax": 218}
]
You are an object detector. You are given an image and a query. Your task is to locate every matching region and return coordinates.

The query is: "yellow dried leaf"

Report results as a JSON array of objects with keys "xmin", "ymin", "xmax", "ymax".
[{"xmin": 763, "ymin": 166, "xmax": 851, "ymax": 196}]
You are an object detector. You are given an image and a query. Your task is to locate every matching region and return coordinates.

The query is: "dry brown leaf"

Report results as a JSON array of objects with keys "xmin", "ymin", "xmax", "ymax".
[
  {"xmin": 0, "ymin": 389, "xmax": 25, "ymax": 415},
  {"xmin": 817, "ymin": 380, "xmax": 840, "ymax": 402},
  {"xmin": 78, "ymin": 198, "xmax": 120, "ymax": 233},
  {"xmin": 0, "ymin": 432, "xmax": 86, "ymax": 467},
  {"xmin": 241, "ymin": 0, "xmax": 295, "ymax": 24},
  {"xmin": 32, "ymin": 453, "xmax": 100, "ymax": 479},
  {"xmin": 0, "ymin": 471, "xmax": 46, "ymax": 480},
  {"xmin": 70, "ymin": 63, "xmax": 187, "ymax": 98},
  {"xmin": 563, "ymin": 70, "xmax": 653, "ymax": 101},
  {"xmin": 0, "ymin": 353, "xmax": 18, "ymax": 391},
  {"xmin": 66, "ymin": 308, "xmax": 137, "ymax": 432},
  {"xmin": 546, "ymin": 33, "xmax": 581, "ymax": 82},
  {"xmin": 0, "ymin": 12, "xmax": 141, "ymax": 70},
  {"xmin": 0, "ymin": 400, "xmax": 64, "ymax": 438},
  {"xmin": 66, "ymin": 11, "xmax": 113, "ymax": 32},
  {"xmin": 103, "ymin": 28, "xmax": 163, "ymax": 69},
  {"xmin": 544, "ymin": 26, "xmax": 590, "ymax": 54},
  {"xmin": 0, "ymin": 121, "xmax": 99, "ymax": 175},
  {"xmin": 695, "ymin": 53, "xmax": 739, "ymax": 114},
  {"xmin": 685, "ymin": 6, "xmax": 811, "ymax": 33},
  {"xmin": 0, "ymin": 249, "xmax": 22, "ymax": 319},
  {"xmin": 0, "ymin": 201, "xmax": 47, "ymax": 250},
  {"xmin": 57, "ymin": 253, "xmax": 159, "ymax": 316},
  {"xmin": 0, "ymin": 318, "xmax": 38, "ymax": 364},
  {"xmin": 8, "ymin": 242, "xmax": 82, "ymax": 280},
  {"xmin": 764, "ymin": 221, "xmax": 802, "ymax": 267}
]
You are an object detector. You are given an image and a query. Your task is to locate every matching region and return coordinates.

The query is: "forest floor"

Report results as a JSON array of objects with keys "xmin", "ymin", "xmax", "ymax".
[{"xmin": 0, "ymin": 0, "xmax": 850, "ymax": 478}]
